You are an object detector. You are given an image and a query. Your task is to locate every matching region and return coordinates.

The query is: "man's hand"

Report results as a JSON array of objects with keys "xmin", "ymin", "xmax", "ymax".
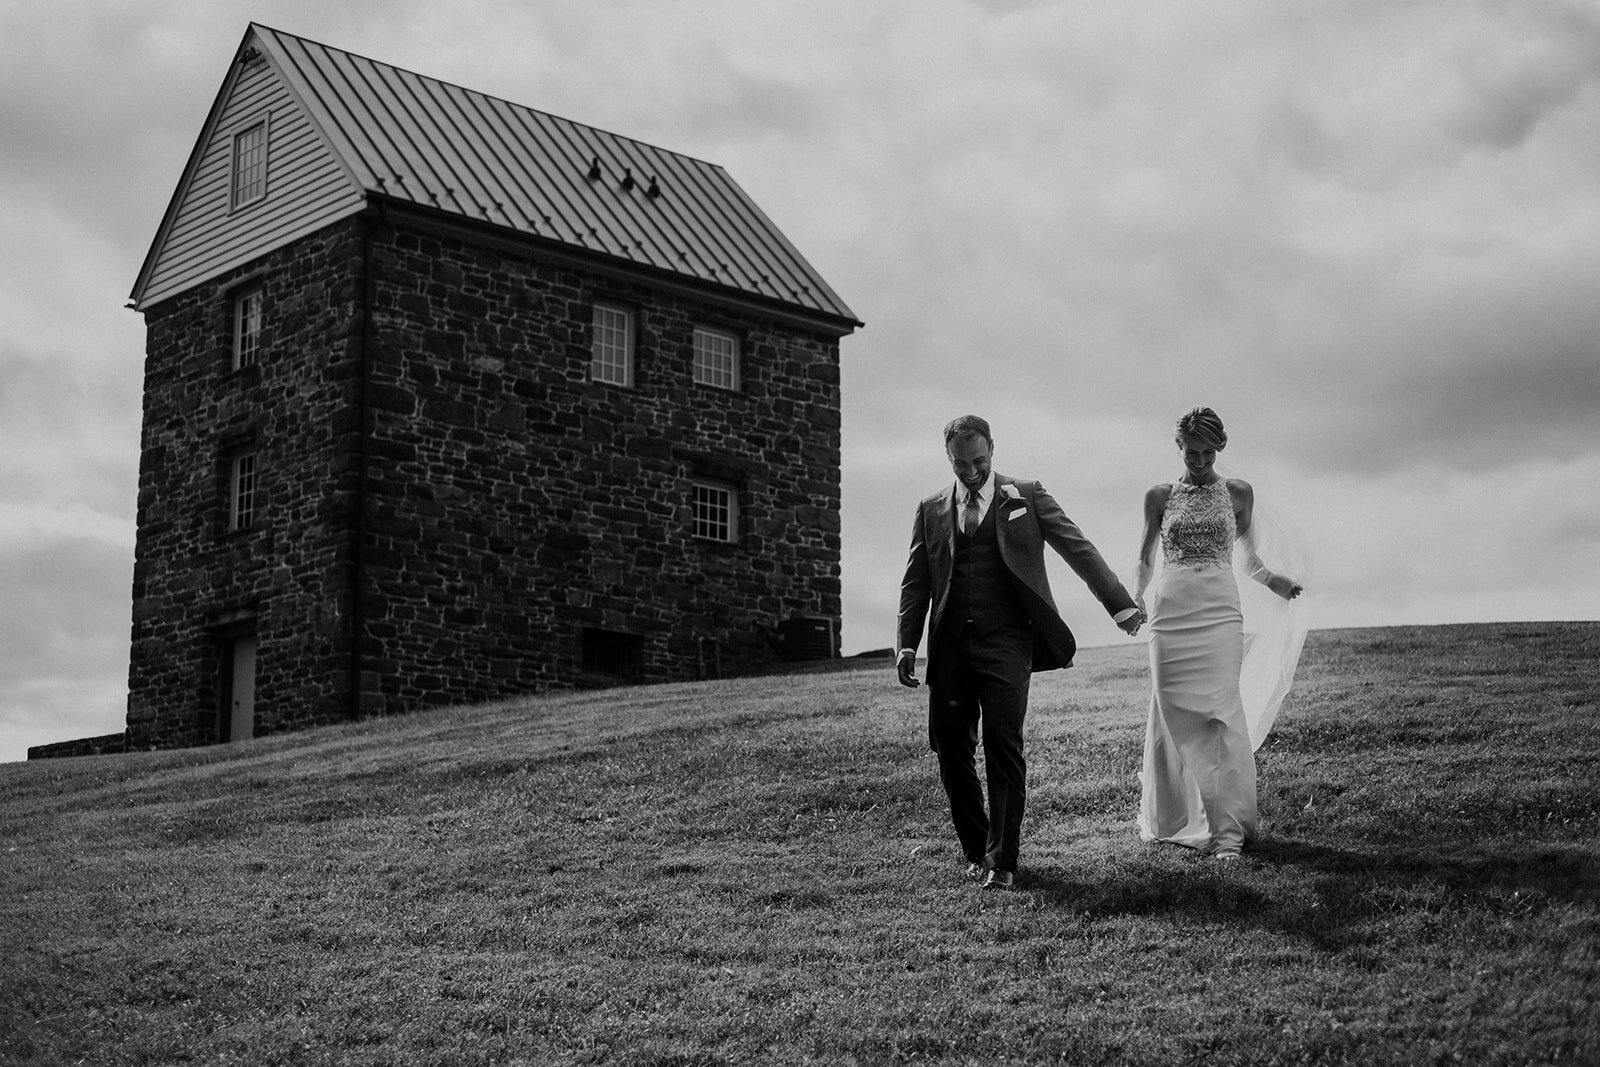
[
  {"xmin": 896, "ymin": 650, "xmax": 921, "ymax": 688},
  {"xmin": 1118, "ymin": 609, "xmax": 1146, "ymax": 637}
]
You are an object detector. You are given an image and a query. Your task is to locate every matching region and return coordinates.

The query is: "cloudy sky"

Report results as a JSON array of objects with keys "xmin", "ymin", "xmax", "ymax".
[{"xmin": 3, "ymin": 0, "xmax": 1597, "ymax": 763}]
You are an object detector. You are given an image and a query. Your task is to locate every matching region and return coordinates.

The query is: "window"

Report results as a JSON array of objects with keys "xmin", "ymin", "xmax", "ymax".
[
  {"xmin": 692, "ymin": 327, "xmax": 740, "ymax": 390},
  {"xmin": 232, "ymin": 287, "xmax": 262, "ymax": 370},
  {"xmin": 229, "ymin": 448, "xmax": 259, "ymax": 532},
  {"xmin": 591, "ymin": 302, "xmax": 633, "ymax": 386},
  {"xmin": 692, "ymin": 480, "xmax": 738, "ymax": 543},
  {"xmin": 231, "ymin": 120, "xmax": 267, "ymax": 209}
]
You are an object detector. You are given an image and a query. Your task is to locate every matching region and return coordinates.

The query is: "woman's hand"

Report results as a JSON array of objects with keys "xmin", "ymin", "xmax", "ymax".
[{"xmin": 1267, "ymin": 574, "xmax": 1303, "ymax": 601}]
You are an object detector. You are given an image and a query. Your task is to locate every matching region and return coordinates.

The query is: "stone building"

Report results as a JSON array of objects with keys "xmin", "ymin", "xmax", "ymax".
[{"xmin": 110, "ymin": 24, "xmax": 859, "ymax": 752}]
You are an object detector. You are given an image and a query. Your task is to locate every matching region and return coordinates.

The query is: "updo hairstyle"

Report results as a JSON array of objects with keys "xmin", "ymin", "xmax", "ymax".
[{"xmin": 1175, "ymin": 407, "xmax": 1227, "ymax": 450}]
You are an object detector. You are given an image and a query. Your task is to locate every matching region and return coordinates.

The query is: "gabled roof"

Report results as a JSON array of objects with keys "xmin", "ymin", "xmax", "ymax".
[{"xmin": 131, "ymin": 23, "xmax": 860, "ymax": 328}]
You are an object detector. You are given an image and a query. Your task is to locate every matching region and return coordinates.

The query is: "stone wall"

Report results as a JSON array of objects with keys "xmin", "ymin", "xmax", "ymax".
[
  {"xmin": 27, "ymin": 733, "xmax": 128, "ymax": 760},
  {"xmin": 127, "ymin": 221, "xmax": 365, "ymax": 749},
  {"xmin": 125, "ymin": 209, "xmax": 843, "ymax": 748},
  {"xmin": 355, "ymin": 212, "xmax": 843, "ymax": 714}
]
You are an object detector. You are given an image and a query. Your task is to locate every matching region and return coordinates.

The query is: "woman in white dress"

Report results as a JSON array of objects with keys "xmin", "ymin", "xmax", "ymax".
[{"xmin": 1133, "ymin": 408, "xmax": 1304, "ymax": 860}]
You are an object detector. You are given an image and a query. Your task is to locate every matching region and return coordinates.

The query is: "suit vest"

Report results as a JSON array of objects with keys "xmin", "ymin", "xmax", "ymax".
[{"xmin": 945, "ymin": 500, "xmax": 1030, "ymax": 636}]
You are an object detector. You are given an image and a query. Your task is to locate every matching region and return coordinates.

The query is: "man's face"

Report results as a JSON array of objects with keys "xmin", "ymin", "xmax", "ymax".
[{"xmin": 946, "ymin": 433, "xmax": 993, "ymax": 493}]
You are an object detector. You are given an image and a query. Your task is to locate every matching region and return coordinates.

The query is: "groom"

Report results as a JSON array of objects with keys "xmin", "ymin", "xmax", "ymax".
[{"xmin": 897, "ymin": 415, "xmax": 1143, "ymax": 890}]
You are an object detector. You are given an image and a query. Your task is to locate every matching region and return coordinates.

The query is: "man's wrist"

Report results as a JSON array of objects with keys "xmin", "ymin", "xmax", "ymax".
[{"xmin": 1113, "ymin": 608, "xmax": 1139, "ymax": 624}]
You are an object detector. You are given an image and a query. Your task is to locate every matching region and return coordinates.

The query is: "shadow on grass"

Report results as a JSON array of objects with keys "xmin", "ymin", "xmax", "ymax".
[
  {"xmin": 1251, "ymin": 835, "xmax": 1600, "ymax": 909},
  {"xmin": 1025, "ymin": 862, "xmax": 1282, "ymax": 931},
  {"xmin": 1021, "ymin": 836, "xmax": 1600, "ymax": 953}
]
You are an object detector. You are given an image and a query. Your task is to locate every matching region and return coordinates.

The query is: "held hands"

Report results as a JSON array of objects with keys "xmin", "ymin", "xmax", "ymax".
[
  {"xmin": 1119, "ymin": 609, "xmax": 1147, "ymax": 637},
  {"xmin": 896, "ymin": 650, "xmax": 921, "ymax": 688}
]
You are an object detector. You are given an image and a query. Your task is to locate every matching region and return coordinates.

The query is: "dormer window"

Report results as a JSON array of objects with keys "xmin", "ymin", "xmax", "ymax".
[{"xmin": 230, "ymin": 120, "xmax": 268, "ymax": 209}]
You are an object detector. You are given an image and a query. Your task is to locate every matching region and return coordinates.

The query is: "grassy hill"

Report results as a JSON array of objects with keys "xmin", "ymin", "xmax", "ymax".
[{"xmin": 2, "ymin": 622, "xmax": 1597, "ymax": 1065}]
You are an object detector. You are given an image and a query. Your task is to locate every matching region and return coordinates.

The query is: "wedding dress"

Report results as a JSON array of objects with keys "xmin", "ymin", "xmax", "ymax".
[{"xmin": 1137, "ymin": 478, "xmax": 1307, "ymax": 854}]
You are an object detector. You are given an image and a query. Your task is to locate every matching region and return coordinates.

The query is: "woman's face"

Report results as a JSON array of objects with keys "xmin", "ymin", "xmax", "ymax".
[{"xmin": 1178, "ymin": 434, "xmax": 1220, "ymax": 482}]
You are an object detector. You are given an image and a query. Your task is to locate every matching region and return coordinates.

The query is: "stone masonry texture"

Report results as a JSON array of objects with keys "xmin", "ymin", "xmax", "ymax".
[{"xmin": 123, "ymin": 209, "xmax": 843, "ymax": 751}]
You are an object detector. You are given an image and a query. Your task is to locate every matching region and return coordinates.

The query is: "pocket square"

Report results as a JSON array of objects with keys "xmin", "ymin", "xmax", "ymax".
[{"xmin": 1008, "ymin": 508, "xmax": 1028, "ymax": 521}]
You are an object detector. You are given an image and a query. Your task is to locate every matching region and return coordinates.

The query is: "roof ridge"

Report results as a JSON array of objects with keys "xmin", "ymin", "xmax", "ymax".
[
  {"xmin": 248, "ymin": 22, "xmax": 728, "ymax": 173},
  {"xmin": 132, "ymin": 22, "xmax": 859, "ymax": 326}
]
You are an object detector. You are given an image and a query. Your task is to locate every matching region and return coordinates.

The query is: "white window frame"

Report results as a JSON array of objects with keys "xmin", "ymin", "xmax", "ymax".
[
  {"xmin": 691, "ymin": 480, "xmax": 738, "ymax": 543},
  {"xmin": 232, "ymin": 287, "xmax": 263, "ymax": 371},
  {"xmin": 230, "ymin": 119, "xmax": 268, "ymax": 210},
  {"xmin": 591, "ymin": 302, "xmax": 634, "ymax": 387},
  {"xmin": 692, "ymin": 326, "xmax": 740, "ymax": 390},
  {"xmin": 229, "ymin": 449, "xmax": 259, "ymax": 532}
]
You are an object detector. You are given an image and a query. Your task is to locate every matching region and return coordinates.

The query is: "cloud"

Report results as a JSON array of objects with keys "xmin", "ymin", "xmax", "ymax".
[
  {"xmin": 1287, "ymin": 452, "xmax": 1600, "ymax": 627},
  {"xmin": 3, "ymin": 0, "xmax": 1598, "ymax": 761},
  {"xmin": 0, "ymin": 353, "xmax": 142, "ymax": 516},
  {"xmin": 0, "ymin": 537, "xmax": 131, "ymax": 760}
]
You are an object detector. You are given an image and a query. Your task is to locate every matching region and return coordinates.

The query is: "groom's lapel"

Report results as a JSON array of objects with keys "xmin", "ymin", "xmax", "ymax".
[{"xmin": 993, "ymin": 476, "xmax": 1027, "ymax": 544}]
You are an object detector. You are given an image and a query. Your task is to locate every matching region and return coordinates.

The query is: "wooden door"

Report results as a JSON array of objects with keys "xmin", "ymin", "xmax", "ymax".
[{"xmin": 228, "ymin": 636, "xmax": 257, "ymax": 742}]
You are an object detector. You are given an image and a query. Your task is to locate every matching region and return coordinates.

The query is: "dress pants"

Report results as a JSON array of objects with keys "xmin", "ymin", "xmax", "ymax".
[{"xmin": 928, "ymin": 621, "xmax": 1034, "ymax": 873}]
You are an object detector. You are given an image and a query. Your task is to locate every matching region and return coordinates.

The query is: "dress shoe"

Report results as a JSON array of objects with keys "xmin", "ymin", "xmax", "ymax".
[
  {"xmin": 965, "ymin": 861, "xmax": 987, "ymax": 881},
  {"xmin": 980, "ymin": 868, "xmax": 1015, "ymax": 891}
]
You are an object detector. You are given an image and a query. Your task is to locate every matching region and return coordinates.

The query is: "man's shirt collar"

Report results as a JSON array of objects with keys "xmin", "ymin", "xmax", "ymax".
[{"xmin": 955, "ymin": 472, "xmax": 996, "ymax": 503}]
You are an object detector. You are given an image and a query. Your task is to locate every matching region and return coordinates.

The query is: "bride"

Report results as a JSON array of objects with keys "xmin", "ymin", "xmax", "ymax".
[{"xmin": 1132, "ymin": 407, "xmax": 1306, "ymax": 860}]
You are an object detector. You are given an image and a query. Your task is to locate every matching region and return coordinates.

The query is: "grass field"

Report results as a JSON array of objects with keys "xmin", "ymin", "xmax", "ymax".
[{"xmin": 2, "ymin": 621, "xmax": 1597, "ymax": 1065}]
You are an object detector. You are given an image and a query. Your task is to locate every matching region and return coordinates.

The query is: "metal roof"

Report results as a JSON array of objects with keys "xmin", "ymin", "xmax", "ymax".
[{"xmin": 250, "ymin": 24, "xmax": 860, "ymax": 327}]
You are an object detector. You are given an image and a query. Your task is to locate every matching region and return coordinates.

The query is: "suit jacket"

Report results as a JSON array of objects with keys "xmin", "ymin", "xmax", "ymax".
[{"xmin": 897, "ymin": 475, "xmax": 1135, "ymax": 672}]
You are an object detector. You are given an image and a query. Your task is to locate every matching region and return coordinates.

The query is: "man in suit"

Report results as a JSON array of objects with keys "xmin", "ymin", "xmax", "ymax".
[{"xmin": 897, "ymin": 415, "xmax": 1144, "ymax": 890}]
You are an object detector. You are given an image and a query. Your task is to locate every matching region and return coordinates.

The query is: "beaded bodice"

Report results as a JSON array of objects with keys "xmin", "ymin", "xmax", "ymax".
[{"xmin": 1161, "ymin": 480, "xmax": 1235, "ymax": 569}]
